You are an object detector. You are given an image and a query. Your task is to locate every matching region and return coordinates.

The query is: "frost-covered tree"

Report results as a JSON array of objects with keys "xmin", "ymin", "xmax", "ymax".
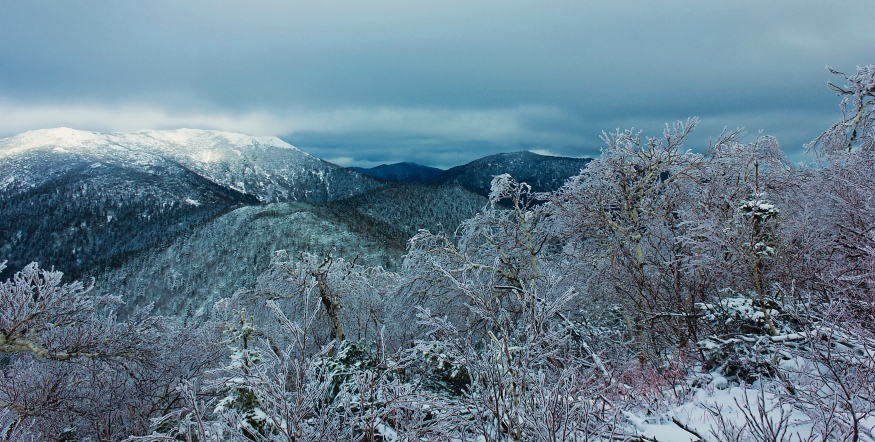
[
  {"xmin": 250, "ymin": 250, "xmax": 398, "ymax": 351},
  {"xmin": 400, "ymin": 175, "xmax": 638, "ymax": 440},
  {"xmin": 0, "ymin": 262, "xmax": 223, "ymax": 441},
  {"xmin": 545, "ymin": 119, "xmax": 712, "ymax": 363},
  {"xmin": 401, "ymin": 176, "xmax": 557, "ymax": 337}
]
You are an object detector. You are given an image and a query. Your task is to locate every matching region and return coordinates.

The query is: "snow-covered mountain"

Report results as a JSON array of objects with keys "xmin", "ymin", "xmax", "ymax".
[
  {"xmin": 0, "ymin": 127, "xmax": 382, "ymax": 202},
  {"xmin": 0, "ymin": 129, "xmax": 581, "ymax": 312},
  {"xmin": 0, "ymin": 128, "xmax": 383, "ymax": 279}
]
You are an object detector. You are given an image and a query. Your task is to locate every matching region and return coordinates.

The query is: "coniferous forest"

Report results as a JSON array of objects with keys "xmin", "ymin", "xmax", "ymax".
[{"xmin": 1, "ymin": 66, "xmax": 874, "ymax": 441}]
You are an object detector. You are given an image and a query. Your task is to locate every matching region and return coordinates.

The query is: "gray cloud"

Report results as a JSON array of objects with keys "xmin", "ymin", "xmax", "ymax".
[{"xmin": 1, "ymin": 0, "xmax": 872, "ymax": 167}]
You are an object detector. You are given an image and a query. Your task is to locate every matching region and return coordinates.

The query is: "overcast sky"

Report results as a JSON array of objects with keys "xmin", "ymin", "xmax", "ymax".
[{"xmin": 1, "ymin": 1, "xmax": 872, "ymax": 168}]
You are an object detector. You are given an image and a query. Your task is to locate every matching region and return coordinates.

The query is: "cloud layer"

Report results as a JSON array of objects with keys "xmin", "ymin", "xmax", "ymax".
[{"xmin": 2, "ymin": 1, "xmax": 872, "ymax": 166}]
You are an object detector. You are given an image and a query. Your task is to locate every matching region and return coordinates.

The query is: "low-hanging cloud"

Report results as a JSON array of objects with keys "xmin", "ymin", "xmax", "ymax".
[
  {"xmin": 0, "ymin": 99, "xmax": 844, "ymax": 167},
  {"xmin": 1, "ymin": 1, "xmax": 872, "ymax": 168},
  {"xmin": 0, "ymin": 100, "xmax": 591, "ymax": 167}
]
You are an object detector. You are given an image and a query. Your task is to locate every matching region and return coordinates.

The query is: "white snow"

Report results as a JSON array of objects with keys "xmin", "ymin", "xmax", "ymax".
[
  {"xmin": 119, "ymin": 128, "xmax": 299, "ymax": 152},
  {"xmin": 0, "ymin": 127, "xmax": 340, "ymax": 202},
  {"xmin": 194, "ymin": 149, "xmax": 222, "ymax": 164},
  {"xmin": 0, "ymin": 127, "xmax": 102, "ymax": 158},
  {"xmin": 627, "ymin": 385, "xmax": 816, "ymax": 441},
  {"xmin": 0, "ymin": 127, "xmax": 300, "ymax": 160}
]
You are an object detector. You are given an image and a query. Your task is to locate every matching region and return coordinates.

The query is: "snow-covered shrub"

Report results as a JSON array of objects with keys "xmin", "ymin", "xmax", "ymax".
[
  {"xmin": 696, "ymin": 290, "xmax": 797, "ymax": 381},
  {"xmin": 410, "ymin": 341, "xmax": 471, "ymax": 396}
]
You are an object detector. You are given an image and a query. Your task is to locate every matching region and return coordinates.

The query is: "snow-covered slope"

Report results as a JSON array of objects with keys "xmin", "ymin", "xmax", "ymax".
[
  {"xmin": 0, "ymin": 127, "xmax": 385, "ymax": 280},
  {"xmin": 97, "ymin": 201, "xmax": 406, "ymax": 318},
  {"xmin": 0, "ymin": 127, "xmax": 382, "ymax": 202}
]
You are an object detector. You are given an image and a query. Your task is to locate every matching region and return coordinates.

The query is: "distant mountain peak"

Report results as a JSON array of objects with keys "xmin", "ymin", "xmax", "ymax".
[
  {"xmin": 351, "ymin": 162, "xmax": 444, "ymax": 183},
  {"xmin": 428, "ymin": 150, "xmax": 592, "ymax": 196},
  {"xmin": 1, "ymin": 127, "xmax": 299, "ymax": 160},
  {"xmin": 0, "ymin": 127, "xmax": 383, "ymax": 203},
  {"xmin": 1, "ymin": 127, "xmax": 101, "ymax": 157}
]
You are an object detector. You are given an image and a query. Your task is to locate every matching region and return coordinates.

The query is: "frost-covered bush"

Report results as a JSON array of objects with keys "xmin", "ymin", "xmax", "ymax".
[{"xmin": 696, "ymin": 291, "xmax": 798, "ymax": 381}]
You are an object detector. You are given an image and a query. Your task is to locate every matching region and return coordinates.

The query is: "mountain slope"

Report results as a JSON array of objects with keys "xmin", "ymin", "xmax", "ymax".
[
  {"xmin": 429, "ymin": 151, "xmax": 591, "ymax": 196},
  {"xmin": 1, "ymin": 128, "xmax": 383, "ymax": 202},
  {"xmin": 0, "ymin": 128, "xmax": 383, "ymax": 279},
  {"xmin": 351, "ymin": 162, "xmax": 444, "ymax": 183},
  {"xmin": 97, "ymin": 202, "xmax": 406, "ymax": 317},
  {"xmin": 0, "ymin": 147, "xmax": 254, "ymax": 280},
  {"xmin": 98, "ymin": 183, "xmax": 487, "ymax": 317}
]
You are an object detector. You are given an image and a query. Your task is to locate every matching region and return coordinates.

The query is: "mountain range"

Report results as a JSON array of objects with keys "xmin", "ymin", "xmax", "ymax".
[
  {"xmin": 0, "ymin": 128, "xmax": 590, "ymax": 313},
  {"xmin": 1, "ymin": 127, "xmax": 382, "ymax": 202},
  {"xmin": 350, "ymin": 152, "xmax": 591, "ymax": 197}
]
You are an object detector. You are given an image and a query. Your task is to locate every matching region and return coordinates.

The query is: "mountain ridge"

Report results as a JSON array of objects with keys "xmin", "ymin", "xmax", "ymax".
[
  {"xmin": 351, "ymin": 162, "xmax": 444, "ymax": 183},
  {"xmin": 1, "ymin": 127, "xmax": 383, "ymax": 203},
  {"xmin": 428, "ymin": 150, "xmax": 592, "ymax": 196}
]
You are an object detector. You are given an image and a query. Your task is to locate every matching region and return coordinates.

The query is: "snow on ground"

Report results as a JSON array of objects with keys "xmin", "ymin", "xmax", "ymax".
[{"xmin": 626, "ymin": 381, "xmax": 815, "ymax": 442}]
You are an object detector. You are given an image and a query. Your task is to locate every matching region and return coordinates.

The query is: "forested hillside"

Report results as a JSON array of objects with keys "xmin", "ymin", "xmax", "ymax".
[
  {"xmin": 96, "ymin": 184, "xmax": 486, "ymax": 318},
  {"xmin": 1, "ymin": 66, "xmax": 874, "ymax": 441},
  {"xmin": 339, "ymin": 183, "xmax": 487, "ymax": 240}
]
